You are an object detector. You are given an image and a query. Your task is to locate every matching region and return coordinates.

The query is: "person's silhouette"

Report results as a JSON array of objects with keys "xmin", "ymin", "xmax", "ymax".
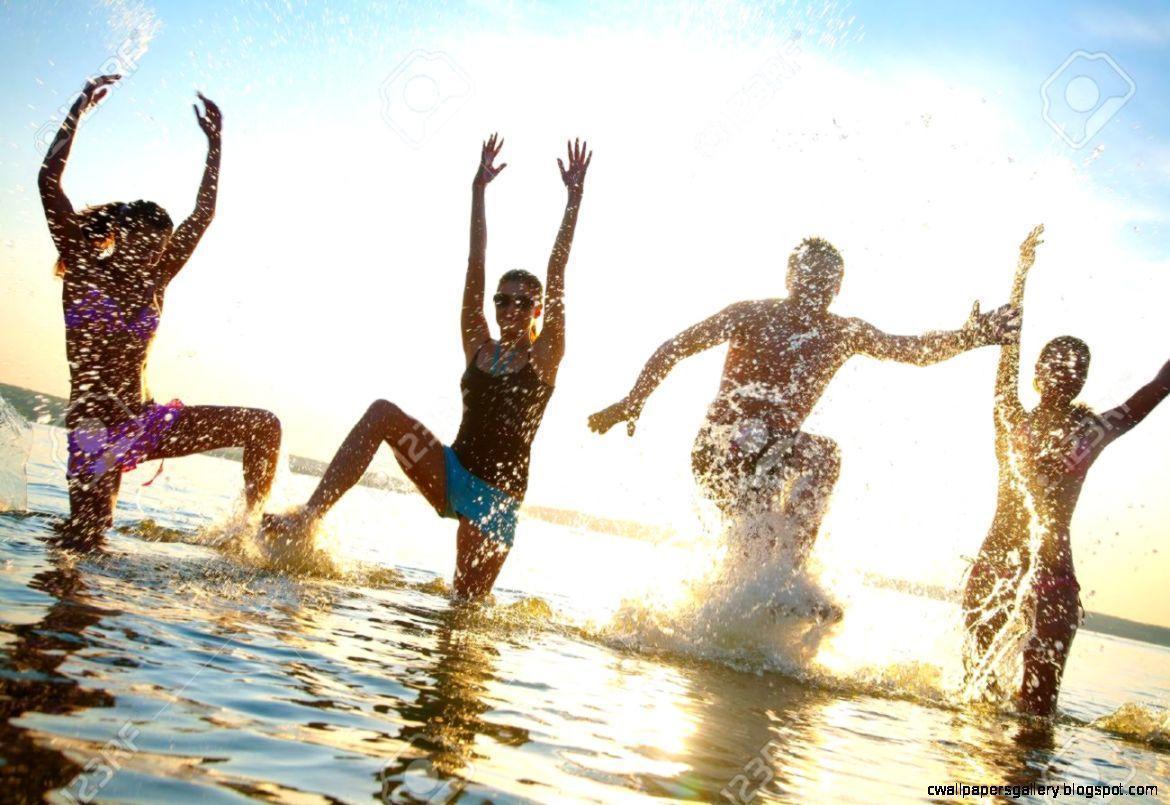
[
  {"xmin": 265, "ymin": 136, "xmax": 591, "ymax": 599},
  {"xmin": 590, "ymin": 237, "xmax": 1017, "ymax": 565},
  {"xmin": 39, "ymin": 75, "xmax": 281, "ymax": 549},
  {"xmin": 962, "ymin": 225, "xmax": 1170, "ymax": 717}
]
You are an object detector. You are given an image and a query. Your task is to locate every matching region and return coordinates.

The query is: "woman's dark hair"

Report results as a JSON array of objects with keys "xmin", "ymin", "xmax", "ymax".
[
  {"xmin": 54, "ymin": 200, "xmax": 174, "ymax": 278},
  {"xmin": 1039, "ymin": 335, "xmax": 1091, "ymax": 374},
  {"xmin": 498, "ymin": 268, "xmax": 543, "ymax": 299}
]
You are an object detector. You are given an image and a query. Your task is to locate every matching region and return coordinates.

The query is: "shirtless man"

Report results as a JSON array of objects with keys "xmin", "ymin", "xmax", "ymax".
[{"xmin": 589, "ymin": 237, "xmax": 1017, "ymax": 565}]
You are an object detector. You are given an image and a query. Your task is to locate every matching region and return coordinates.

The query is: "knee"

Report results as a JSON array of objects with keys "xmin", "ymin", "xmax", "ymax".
[
  {"xmin": 249, "ymin": 409, "xmax": 282, "ymax": 446},
  {"xmin": 365, "ymin": 399, "xmax": 404, "ymax": 433},
  {"xmin": 804, "ymin": 435, "xmax": 841, "ymax": 482},
  {"xmin": 366, "ymin": 398, "xmax": 399, "ymax": 422}
]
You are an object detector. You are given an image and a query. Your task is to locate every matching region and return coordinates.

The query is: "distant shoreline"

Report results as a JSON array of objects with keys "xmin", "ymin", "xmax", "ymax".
[
  {"xmin": 3, "ymin": 381, "xmax": 1167, "ymax": 648},
  {"xmin": 0, "ymin": 382, "xmax": 674, "ymax": 542}
]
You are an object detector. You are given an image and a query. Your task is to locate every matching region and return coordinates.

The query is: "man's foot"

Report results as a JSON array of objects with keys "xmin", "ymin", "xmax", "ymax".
[{"xmin": 768, "ymin": 599, "xmax": 843, "ymax": 623}]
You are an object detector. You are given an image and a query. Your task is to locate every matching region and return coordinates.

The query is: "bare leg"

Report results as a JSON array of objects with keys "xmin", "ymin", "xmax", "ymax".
[
  {"xmin": 149, "ymin": 405, "xmax": 282, "ymax": 510},
  {"xmin": 775, "ymin": 432, "xmax": 841, "ymax": 561},
  {"xmin": 58, "ymin": 468, "xmax": 121, "ymax": 550},
  {"xmin": 962, "ymin": 564, "xmax": 1011, "ymax": 696},
  {"xmin": 453, "ymin": 519, "xmax": 510, "ymax": 600},
  {"xmin": 1019, "ymin": 582, "xmax": 1079, "ymax": 717},
  {"xmin": 305, "ymin": 400, "xmax": 446, "ymax": 519}
]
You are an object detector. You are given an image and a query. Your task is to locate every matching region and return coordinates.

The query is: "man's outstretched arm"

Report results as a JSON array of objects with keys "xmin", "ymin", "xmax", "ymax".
[
  {"xmin": 588, "ymin": 301, "xmax": 753, "ymax": 436},
  {"xmin": 848, "ymin": 302, "xmax": 1018, "ymax": 366}
]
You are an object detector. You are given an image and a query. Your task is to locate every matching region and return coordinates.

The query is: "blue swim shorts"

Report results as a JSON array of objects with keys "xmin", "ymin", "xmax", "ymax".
[{"xmin": 441, "ymin": 446, "xmax": 521, "ymax": 547}]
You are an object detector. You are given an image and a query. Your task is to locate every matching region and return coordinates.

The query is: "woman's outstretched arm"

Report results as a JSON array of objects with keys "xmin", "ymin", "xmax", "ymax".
[
  {"xmin": 994, "ymin": 224, "xmax": 1044, "ymax": 432},
  {"xmin": 533, "ymin": 139, "xmax": 591, "ymax": 381},
  {"xmin": 38, "ymin": 75, "xmax": 120, "ymax": 256},
  {"xmin": 462, "ymin": 134, "xmax": 505, "ymax": 363},
  {"xmin": 156, "ymin": 93, "xmax": 222, "ymax": 286},
  {"xmin": 1092, "ymin": 359, "xmax": 1170, "ymax": 451}
]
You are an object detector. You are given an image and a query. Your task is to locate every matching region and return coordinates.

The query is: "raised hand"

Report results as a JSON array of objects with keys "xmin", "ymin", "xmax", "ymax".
[
  {"xmin": 588, "ymin": 398, "xmax": 640, "ymax": 437},
  {"xmin": 558, "ymin": 138, "xmax": 592, "ymax": 195},
  {"xmin": 968, "ymin": 302, "xmax": 1020, "ymax": 346},
  {"xmin": 193, "ymin": 92, "xmax": 223, "ymax": 140},
  {"xmin": 1018, "ymin": 224, "xmax": 1045, "ymax": 273},
  {"xmin": 474, "ymin": 133, "xmax": 507, "ymax": 187},
  {"xmin": 72, "ymin": 74, "xmax": 121, "ymax": 116}
]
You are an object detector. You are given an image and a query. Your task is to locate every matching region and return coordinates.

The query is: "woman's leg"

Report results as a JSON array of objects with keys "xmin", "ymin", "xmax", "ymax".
[
  {"xmin": 961, "ymin": 561, "xmax": 1013, "ymax": 694},
  {"xmin": 147, "ymin": 405, "xmax": 282, "ymax": 510},
  {"xmin": 59, "ymin": 468, "xmax": 122, "ymax": 549},
  {"xmin": 305, "ymin": 400, "xmax": 446, "ymax": 519},
  {"xmin": 1019, "ymin": 581, "xmax": 1079, "ymax": 717},
  {"xmin": 453, "ymin": 519, "xmax": 510, "ymax": 600}
]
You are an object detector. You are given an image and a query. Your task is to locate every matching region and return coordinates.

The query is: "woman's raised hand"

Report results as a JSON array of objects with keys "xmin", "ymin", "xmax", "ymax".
[
  {"xmin": 1018, "ymin": 224, "xmax": 1044, "ymax": 273},
  {"xmin": 474, "ymin": 133, "xmax": 507, "ymax": 187},
  {"xmin": 73, "ymin": 74, "xmax": 121, "ymax": 116},
  {"xmin": 558, "ymin": 138, "xmax": 592, "ymax": 195},
  {"xmin": 193, "ymin": 92, "xmax": 223, "ymax": 141}
]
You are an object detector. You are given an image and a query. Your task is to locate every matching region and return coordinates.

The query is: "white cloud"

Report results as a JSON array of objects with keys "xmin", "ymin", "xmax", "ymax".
[{"xmin": 1076, "ymin": 6, "xmax": 1170, "ymax": 45}]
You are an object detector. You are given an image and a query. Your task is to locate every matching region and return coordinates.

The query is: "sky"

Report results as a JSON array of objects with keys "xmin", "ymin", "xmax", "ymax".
[{"xmin": 1, "ymin": 0, "xmax": 1169, "ymax": 625}]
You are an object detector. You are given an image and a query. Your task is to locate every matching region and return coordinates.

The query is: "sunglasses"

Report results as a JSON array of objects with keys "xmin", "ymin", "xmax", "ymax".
[{"xmin": 493, "ymin": 293, "xmax": 536, "ymax": 310}]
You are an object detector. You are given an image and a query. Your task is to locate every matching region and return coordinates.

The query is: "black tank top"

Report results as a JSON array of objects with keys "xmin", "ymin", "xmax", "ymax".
[{"xmin": 451, "ymin": 344, "xmax": 555, "ymax": 500}]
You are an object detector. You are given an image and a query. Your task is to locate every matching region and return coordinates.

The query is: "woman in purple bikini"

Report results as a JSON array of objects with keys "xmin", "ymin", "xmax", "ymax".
[
  {"xmin": 963, "ymin": 225, "xmax": 1170, "ymax": 717},
  {"xmin": 266, "ymin": 134, "xmax": 591, "ymax": 599},
  {"xmin": 40, "ymin": 75, "xmax": 281, "ymax": 549}
]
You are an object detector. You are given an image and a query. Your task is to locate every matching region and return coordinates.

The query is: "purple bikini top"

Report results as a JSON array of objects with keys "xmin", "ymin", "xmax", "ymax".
[{"xmin": 64, "ymin": 288, "xmax": 159, "ymax": 341}]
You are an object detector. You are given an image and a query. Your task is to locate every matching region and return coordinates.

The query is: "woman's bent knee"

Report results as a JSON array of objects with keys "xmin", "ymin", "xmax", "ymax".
[
  {"xmin": 254, "ymin": 409, "xmax": 281, "ymax": 439},
  {"xmin": 365, "ymin": 399, "xmax": 401, "ymax": 425}
]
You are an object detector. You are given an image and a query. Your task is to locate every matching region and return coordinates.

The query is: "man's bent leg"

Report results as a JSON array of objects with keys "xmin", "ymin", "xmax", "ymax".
[{"xmin": 777, "ymin": 432, "xmax": 840, "ymax": 563}]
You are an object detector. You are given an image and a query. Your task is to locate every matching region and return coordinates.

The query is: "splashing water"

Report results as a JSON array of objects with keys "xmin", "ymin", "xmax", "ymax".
[
  {"xmin": 100, "ymin": 0, "xmax": 162, "ymax": 61},
  {"xmin": 602, "ymin": 507, "xmax": 842, "ymax": 674},
  {"xmin": 0, "ymin": 394, "xmax": 32, "ymax": 512},
  {"xmin": 1093, "ymin": 703, "xmax": 1170, "ymax": 749}
]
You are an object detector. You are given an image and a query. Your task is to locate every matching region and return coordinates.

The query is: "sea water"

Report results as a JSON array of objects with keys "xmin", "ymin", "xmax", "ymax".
[{"xmin": 0, "ymin": 421, "xmax": 1167, "ymax": 802}]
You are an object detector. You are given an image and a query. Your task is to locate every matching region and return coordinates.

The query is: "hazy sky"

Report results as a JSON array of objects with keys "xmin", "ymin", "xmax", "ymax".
[{"xmin": 2, "ymin": 0, "xmax": 1168, "ymax": 625}]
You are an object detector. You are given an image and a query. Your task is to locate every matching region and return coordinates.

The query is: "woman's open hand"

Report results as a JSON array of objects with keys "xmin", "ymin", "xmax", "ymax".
[
  {"xmin": 558, "ymin": 138, "xmax": 592, "ymax": 196},
  {"xmin": 193, "ymin": 92, "xmax": 222, "ymax": 141},
  {"xmin": 474, "ymin": 133, "xmax": 507, "ymax": 187}
]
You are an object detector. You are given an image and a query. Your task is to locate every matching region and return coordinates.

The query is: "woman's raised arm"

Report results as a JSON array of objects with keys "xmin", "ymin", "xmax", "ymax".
[
  {"xmin": 156, "ymin": 93, "xmax": 222, "ymax": 286},
  {"xmin": 995, "ymin": 224, "xmax": 1043, "ymax": 432},
  {"xmin": 462, "ymin": 134, "xmax": 506, "ymax": 363},
  {"xmin": 533, "ymin": 138, "xmax": 591, "ymax": 376},
  {"xmin": 38, "ymin": 75, "xmax": 120, "ymax": 256}
]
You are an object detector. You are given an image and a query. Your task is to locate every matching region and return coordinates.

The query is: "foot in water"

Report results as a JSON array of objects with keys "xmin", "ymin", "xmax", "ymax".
[
  {"xmin": 258, "ymin": 508, "xmax": 323, "ymax": 573},
  {"xmin": 769, "ymin": 600, "xmax": 844, "ymax": 624}
]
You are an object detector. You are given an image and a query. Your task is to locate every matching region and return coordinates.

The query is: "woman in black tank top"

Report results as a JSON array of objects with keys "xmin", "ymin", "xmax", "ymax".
[{"xmin": 265, "ymin": 134, "xmax": 590, "ymax": 599}]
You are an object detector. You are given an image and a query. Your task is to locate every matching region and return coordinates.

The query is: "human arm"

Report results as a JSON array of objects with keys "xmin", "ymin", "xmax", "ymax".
[
  {"xmin": 532, "ymin": 138, "xmax": 591, "ymax": 380},
  {"xmin": 38, "ymin": 75, "xmax": 120, "ymax": 255},
  {"xmin": 155, "ymin": 93, "xmax": 222, "ymax": 286},
  {"xmin": 993, "ymin": 224, "xmax": 1044, "ymax": 431},
  {"xmin": 1091, "ymin": 359, "xmax": 1170, "ymax": 452},
  {"xmin": 462, "ymin": 134, "xmax": 506, "ymax": 363},
  {"xmin": 588, "ymin": 301, "xmax": 752, "ymax": 436},
  {"xmin": 848, "ymin": 301, "xmax": 1018, "ymax": 366}
]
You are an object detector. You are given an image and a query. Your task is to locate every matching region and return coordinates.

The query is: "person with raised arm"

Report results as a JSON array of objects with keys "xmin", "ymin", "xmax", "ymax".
[
  {"xmin": 963, "ymin": 225, "xmax": 1170, "ymax": 717},
  {"xmin": 40, "ymin": 75, "xmax": 281, "ymax": 549},
  {"xmin": 589, "ymin": 237, "xmax": 1017, "ymax": 567},
  {"xmin": 265, "ymin": 135, "xmax": 591, "ymax": 598}
]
